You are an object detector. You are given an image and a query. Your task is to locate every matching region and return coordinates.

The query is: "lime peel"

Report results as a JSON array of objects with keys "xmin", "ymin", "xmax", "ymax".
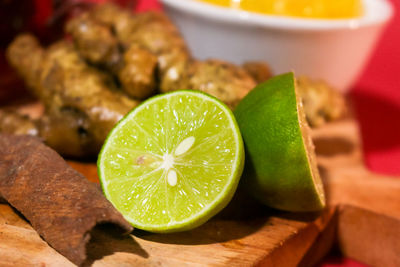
[{"xmin": 234, "ymin": 72, "xmax": 325, "ymax": 212}]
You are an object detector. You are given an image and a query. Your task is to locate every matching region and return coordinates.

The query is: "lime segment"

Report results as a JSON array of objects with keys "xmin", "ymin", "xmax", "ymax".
[
  {"xmin": 98, "ymin": 90, "xmax": 244, "ymax": 232},
  {"xmin": 234, "ymin": 72, "xmax": 325, "ymax": 212}
]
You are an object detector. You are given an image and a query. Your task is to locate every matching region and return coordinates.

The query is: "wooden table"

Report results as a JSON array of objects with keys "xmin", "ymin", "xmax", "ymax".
[{"xmin": 0, "ymin": 104, "xmax": 399, "ymax": 266}]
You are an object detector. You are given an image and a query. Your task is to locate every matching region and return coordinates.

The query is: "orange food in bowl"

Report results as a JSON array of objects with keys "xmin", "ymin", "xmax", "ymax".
[{"xmin": 199, "ymin": 0, "xmax": 363, "ymax": 19}]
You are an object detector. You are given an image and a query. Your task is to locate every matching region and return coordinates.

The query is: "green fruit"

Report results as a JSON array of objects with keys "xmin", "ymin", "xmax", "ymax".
[
  {"xmin": 234, "ymin": 73, "xmax": 325, "ymax": 212},
  {"xmin": 98, "ymin": 90, "xmax": 244, "ymax": 233}
]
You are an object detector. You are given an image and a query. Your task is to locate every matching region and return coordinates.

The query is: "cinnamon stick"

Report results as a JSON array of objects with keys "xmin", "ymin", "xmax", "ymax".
[{"xmin": 0, "ymin": 134, "xmax": 133, "ymax": 265}]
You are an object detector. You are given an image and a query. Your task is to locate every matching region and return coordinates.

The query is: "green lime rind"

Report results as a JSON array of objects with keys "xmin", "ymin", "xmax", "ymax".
[
  {"xmin": 234, "ymin": 73, "xmax": 325, "ymax": 212},
  {"xmin": 98, "ymin": 90, "xmax": 244, "ymax": 233}
]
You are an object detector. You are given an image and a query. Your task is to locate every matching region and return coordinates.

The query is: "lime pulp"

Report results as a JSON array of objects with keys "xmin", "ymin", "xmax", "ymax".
[{"xmin": 98, "ymin": 90, "xmax": 244, "ymax": 233}]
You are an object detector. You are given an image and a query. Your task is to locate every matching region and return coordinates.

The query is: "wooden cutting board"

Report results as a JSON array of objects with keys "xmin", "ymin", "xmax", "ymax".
[{"xmin": 0, "ymin": 103, "xmax": 399, "ymax": 267}]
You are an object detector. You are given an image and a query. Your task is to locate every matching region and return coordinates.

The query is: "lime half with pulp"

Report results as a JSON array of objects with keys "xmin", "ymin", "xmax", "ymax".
[
  {"xmin": 234, "ymin": 72, "xmax": 325, "ymax": 212},
  {"xmin": 98, "ymin": 90, "xmax": 244, "ymax": 233}
]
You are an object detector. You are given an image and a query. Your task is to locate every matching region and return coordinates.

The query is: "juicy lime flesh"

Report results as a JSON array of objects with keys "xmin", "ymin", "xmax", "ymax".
[
  {"xmin": 234, "ymin": 72, "xmax": 325, "ymax": 212},
  {"xmin": 98, "ymin": 91, "xmax": 244, "ymax": 232}
]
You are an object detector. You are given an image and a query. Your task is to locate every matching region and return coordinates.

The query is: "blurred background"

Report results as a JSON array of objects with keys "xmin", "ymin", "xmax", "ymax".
[
  {"xmin": 0, "ymin": 0, "xmax": 398, "ymax": 175},
  {"xmin": 0, "ymin": 0, "xmax": 398, "ymax": 266}
]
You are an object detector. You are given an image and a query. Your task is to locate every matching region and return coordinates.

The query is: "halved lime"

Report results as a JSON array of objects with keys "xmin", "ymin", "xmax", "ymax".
[
  {"xmin": 98, "ymin": 90, "xmax": 244, "ymax": 233},
  {"xmin": 234, "ymin": 72, "xmax": 325, "ymax": 212}
]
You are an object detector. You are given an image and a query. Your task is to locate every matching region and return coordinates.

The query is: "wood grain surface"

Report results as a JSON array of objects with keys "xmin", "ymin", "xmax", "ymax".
[
  {"xmin": 313, "ymin": 120, "xmax": 400, "ymax": 267},
  {"xmin": 0, "ymin": 102, "xmax": 399, "ymax": 266}
]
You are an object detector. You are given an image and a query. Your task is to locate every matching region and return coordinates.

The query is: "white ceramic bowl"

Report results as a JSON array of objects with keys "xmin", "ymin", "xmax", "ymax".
[{"xmin": 161, "ymin": 0, "xmax": 393, "ymax": 92}]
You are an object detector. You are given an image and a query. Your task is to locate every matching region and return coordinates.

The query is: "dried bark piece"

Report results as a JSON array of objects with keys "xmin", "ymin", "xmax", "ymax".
[{"xmin": 0, "ymin": 134, "xmax": 133, "ymax": 266}]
